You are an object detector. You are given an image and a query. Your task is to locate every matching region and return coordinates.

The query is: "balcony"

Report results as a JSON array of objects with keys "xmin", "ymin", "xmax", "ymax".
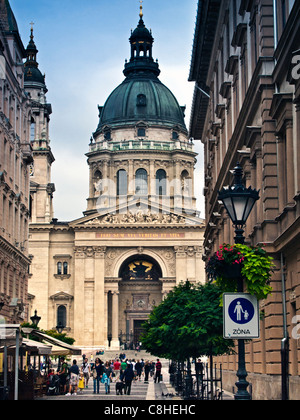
[{"xmin": 88, "ymin": 139, "xmax": 195, "ymax": 154}]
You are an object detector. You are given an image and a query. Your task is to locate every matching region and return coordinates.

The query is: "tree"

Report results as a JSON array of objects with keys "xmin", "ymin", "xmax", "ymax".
[{"xmin": 142, "ymin": 281, "xmax": 234, "ymax": 361}]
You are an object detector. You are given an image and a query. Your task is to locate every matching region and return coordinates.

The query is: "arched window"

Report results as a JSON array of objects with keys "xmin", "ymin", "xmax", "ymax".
[
  {"xmin": 57, "ymin": 262, "xmax": 62, "ymax": 275},
  {"xmin": 63, "ymin": 262, "xmax": 68, "ymax": 275},
  {"xmin": 117, "ymin": 170, "xmax": 128, "ymax": 196},
  {"xmin": 156, "ymin": 169, "xmax": 167, "ymax": 196},
  {"xmin": 57, "ymin": 305, "xmax": 66, "ymax": 329},
  {"xmin": 135, "ymin": 169, "xmax": 148, "ymax": 195},
  {"xmin": 181, "ymin": 170, "xmax": 190, "ymax": 195}
]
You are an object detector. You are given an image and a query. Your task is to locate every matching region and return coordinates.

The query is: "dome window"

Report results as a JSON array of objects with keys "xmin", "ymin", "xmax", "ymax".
[
  {"xmin": 104, "ymin": 129, "xmax": 111, "ymax": 140},
  {"xmin": 137, "ymin": 94, "xmax": 147, "ymax": 107},
  {"xmin": 172, "ymin": 131, "xmax": 179, "ymax": 140},
  {"xmin": 137, "ymin": 127, "xmax": 146, "ymax": 137}
]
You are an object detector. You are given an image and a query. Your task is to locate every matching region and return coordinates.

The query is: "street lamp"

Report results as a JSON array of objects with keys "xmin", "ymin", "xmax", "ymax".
[
  {"xmin": 218, "ymin": 162, "xmax": 260, "ymax": 401},
  {"xmin": 218, "ymin": 163, "xmax": 259, "ymax": 245},
  {"xmin": 56, "ymin": 322, "xmax": 64, "ymax": 334},
  {"xmin": 30, "ymin": 310, "xmax": 41, "ymax": 328}
]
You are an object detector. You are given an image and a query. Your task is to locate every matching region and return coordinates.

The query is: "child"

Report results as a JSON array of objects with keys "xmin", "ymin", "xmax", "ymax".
[
  {"xmin": 78, "ymin": 373, "xmax": 85, "ymax": 394},
  {"xmin": 102, "ymin": 372, "xmax": 109, "ymax": 394}
]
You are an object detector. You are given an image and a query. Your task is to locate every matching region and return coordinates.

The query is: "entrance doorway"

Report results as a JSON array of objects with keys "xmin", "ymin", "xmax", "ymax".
[{"xmin": 134, "ymin": 320, "xmax": 146, "ymax": 346}]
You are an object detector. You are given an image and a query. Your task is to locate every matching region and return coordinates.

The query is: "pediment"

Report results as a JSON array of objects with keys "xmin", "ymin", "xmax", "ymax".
[
  {"xmin": 49, "ymin": 291, "xmax": 73, "ymax": 301},
  {"xmin": 70, "ymin": 198, "xmax": 205, "ymax": 228}
]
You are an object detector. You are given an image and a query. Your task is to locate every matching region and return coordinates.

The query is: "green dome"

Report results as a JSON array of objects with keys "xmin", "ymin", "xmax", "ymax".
[
  {"xmin": 95, "ymin": 16, "xmax": 187, "ymax": 135},
  {"xmin": 96, "ymin": 77, "xmax": 187, "ymax": 133}
]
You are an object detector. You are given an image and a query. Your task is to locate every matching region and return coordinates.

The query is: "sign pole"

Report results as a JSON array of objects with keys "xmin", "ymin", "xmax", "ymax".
[{"xmin": 236, "ymin": 276, "xmax": 250, "ymax": 400}]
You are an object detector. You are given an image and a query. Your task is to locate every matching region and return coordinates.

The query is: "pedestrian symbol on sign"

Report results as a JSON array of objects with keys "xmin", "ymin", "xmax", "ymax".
[{"xmin": 228, "ymin": 298, "xmax": 255, "ymax": 325}]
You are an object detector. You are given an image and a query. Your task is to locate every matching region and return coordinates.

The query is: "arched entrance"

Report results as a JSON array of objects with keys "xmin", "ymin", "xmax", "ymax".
[{"xmin": 118, "ymin": 255, "xmax": 163, "ymax": 349}]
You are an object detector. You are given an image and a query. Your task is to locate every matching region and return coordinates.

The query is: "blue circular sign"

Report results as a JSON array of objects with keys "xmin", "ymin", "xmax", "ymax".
[{"xmin": 228, "ymin": 298, "xmax": 255, "ymax": 325}]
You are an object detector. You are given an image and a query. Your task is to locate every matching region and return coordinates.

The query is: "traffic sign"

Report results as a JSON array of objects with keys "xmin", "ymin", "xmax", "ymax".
[{"xmin": 223, "ymin": 293, "xmax": 260, "ymax": 339}]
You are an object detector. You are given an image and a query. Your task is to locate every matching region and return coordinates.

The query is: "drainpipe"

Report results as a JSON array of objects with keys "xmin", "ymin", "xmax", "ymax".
[{"xmin": 281, "ymin": 253, "xmax": 289, "ymax": 400}]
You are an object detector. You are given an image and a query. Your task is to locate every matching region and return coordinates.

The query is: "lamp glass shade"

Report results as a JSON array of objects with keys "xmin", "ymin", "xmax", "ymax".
[{"xmin": 222, "ymin": 193, "xmax": 258, "ymax": 225}]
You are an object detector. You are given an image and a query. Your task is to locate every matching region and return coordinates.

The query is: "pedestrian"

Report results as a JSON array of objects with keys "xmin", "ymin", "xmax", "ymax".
[
  {"xmin": 150, "ymin": 361, "xmax": 155, "ymax": 377},
  {"xmin": 57, "ymin": 357, "xmax": 69, "ymax": 394},
  {"xmin": 78, "ymin": 373, "xmax": 85, "ymax": 394},
  {"xmin": 92, "ymin": 358, "xmax": 103, "ymax": 394},
  {"xmin": 144, "ymin": 361, "xmax": 150, "ymax": 383},
  {"xmin": 121, "ymin": 363, "xmax": 135, "ymax": 395},
  {"xmin": 154, "ymin": 359, "xmax": 162, "ymax": 383},
  {"xmin": 121, "ymin": 358, "xmax": 127, "ymax": 374},
  {"xmin": 113, "ymin": 359, "xmax": 121, "ymax": 382},
  {"xmin": 103, "ymin": 361, "xmax": 113, "ymax": 394},
  {"xmin": 81, "ymin": 357, "xmax": 91, "ymax": 388},
  {"xmin": 66, "ymin": 360, "xmax": 79, "ymax": 396},
  {"xmin": 135, "ymin": 360, "xmax": 143, "ymax": 381}
]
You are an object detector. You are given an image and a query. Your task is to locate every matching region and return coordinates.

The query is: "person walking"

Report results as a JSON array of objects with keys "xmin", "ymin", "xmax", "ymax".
[
  {"xmin": 113, "ymin": 359, "xmax": 121, "ymax": 382},
  {"xmin": 103, "ymin": 361, "xmax": 113, "ymax": 394},
  {"xmin": 135, "ymin": 360, "xmax": 143, "ymax": 381},
  {"xmin": 154, "ymin": 359, "xmax": 162, "ymax": 383},
  {"xmin": 144, "ymin": 361, "xmax": 150, "ymax": 383},
  {"xmin": 121, "ymin": 363, "xmax": 135, "ymax": 395},
  {"xmin": 66, "ymin": 360, "xmax": 79, "ymax": 396},
  {"xmin": 57, "ymin": 357, "xmax": 69, "ymax": 394},
  {"xmin": 92, "ymin": 358, "xmax": 103, "ymax": 394},
  {"xmin": 121, "ymin": 359, "xmax": 127, "ymax": 374},
  {"xmin": 81, "ymin": 357, "xmax": 91, "ymax": 388}
]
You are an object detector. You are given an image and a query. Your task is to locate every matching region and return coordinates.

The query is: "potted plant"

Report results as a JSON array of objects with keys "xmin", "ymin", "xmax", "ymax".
[{"xmin": 206, "ymin": 244, "xmax": 274, "ymax": 300}]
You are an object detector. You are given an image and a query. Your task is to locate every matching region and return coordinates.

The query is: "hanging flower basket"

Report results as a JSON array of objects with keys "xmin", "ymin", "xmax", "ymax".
[{"xmin": 206, "ymin": 244, "xmax": 274, "ymax": 300}]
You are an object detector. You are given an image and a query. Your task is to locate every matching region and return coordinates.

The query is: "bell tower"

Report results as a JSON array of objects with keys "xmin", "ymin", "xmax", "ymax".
[{"xmin": 25, "ymin": 25, "xmax": 55, "ymax": 223}]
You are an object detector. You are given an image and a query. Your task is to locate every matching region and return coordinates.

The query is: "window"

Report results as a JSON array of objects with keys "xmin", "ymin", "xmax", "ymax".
[
  {"xmin": 57, "ymin": 262, "xmax": 62, "ymax": 275},
  {"xmin": 172, "ymin": 131, "xmax": 179, "ymax": 140},
  {"xmin": 156, "ymin": 169, "xmax": 167, "ymax": 196},
  {"xmin": 63, "ymin": 262, "xmax": 68, "ymax": 275},
  {"xmin": 137, "ymin": 127, "xmax": 146, "ymax": 137},
  {"xmin": 137, "ymin": 94, "xmax": 147, "ymax": 107},
  {"xmin": 117, "ymin": 170, "xmax": 128, "ymax": 196},
  {"xmin": 135, "ymin": 169, "xmax": 148, "ymax": 195},
  {"xmin": 57, "ymin": 305, "xmax": 66, "ymax": 329},
  {"xmin": 104, "ymin": 130, "xmax": 111, "ymax": 140},
  {"xmin": 30, "ymin": 120, "xmax": 35, "ymax": 141}
]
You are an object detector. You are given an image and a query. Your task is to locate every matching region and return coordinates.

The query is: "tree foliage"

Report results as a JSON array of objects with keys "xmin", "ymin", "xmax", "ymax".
[{"xmin": 141, "ymin": 281, "xmax": 234, "ymax": 360}]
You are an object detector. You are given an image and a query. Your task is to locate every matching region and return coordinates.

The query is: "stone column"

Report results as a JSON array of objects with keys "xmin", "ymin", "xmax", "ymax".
[
  {"xmin": 174, "ymin": 246, "xmax": 187, "ymax": 284},
  {"xmin": 111, "ymin": 291, "xmax": 120, "ymax": 350},
  {"xmin": 94, "ymin": 247, "xmax": 106, "ymax": 347},
  {"xmin": 73, "ymin": 247, "xmax": 86, "ymax": 346}
]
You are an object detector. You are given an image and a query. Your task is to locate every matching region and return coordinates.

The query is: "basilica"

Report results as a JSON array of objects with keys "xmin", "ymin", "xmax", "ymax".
[{"xmin": 28, "ymin": 7, "xmax": 205, "ymax": 350}]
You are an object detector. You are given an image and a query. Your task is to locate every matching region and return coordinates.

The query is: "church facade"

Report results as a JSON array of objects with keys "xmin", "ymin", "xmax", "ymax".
[{"xmin": 28, "ymin": 8, "xmax": 205, "ymax": 350}]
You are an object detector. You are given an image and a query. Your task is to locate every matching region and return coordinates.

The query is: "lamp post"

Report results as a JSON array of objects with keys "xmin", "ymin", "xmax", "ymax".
[
  {"xmin": 30, "ymin": 310, "xmax": 41, "ymax": 328},
  {"xmin": 56, "ymin": 322, "xmax": 64, "ymax": 334},
  {"xmin": 218, "ymin": 163, "xmax": 259, "ymax": 400}
]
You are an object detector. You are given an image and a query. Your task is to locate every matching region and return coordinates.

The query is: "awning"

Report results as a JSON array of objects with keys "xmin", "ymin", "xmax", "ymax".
[
  {"xmin": 31, "ymin": 330, "xmax": 82, "ymax": 355},
  {"xmin": 22, "ymin": 338, "xmax": 52, "ymax": 355},
  {"xmin": 45, "ymin": 343, "xmax": 71, "ymax": 356},
  {"xmin": 0, "ymin": 338, "xmax": 52, "ymax": 356}
]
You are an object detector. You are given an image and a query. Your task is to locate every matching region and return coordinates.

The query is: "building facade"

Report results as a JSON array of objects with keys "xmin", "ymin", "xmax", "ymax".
[
  {"xmin": 189, "ymin": 0, "xmax": 300, "ymax": 399},
  {"xmin": 28, "ymin": 9, "xmax": 205, "ymax": 351},
  {"xmin": 0, "ymin": 0, "xmax": 32, "ymax": 323}
]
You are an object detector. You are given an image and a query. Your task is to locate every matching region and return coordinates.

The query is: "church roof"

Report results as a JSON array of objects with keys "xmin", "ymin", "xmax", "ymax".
[{"xmin": 95, "ymin": 9, "xmax": 187, "ymax": 135}]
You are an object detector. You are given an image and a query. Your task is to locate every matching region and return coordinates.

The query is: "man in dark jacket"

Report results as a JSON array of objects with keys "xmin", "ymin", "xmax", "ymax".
[{"xmin": 121, "ymin": 363, "xmax": 135, "ymax": 395}]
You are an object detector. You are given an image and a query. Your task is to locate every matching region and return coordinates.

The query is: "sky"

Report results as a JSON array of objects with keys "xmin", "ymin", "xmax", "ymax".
[{"xmin": 10, "ymin": 0, "xmax": 204, "ymax": 221}]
